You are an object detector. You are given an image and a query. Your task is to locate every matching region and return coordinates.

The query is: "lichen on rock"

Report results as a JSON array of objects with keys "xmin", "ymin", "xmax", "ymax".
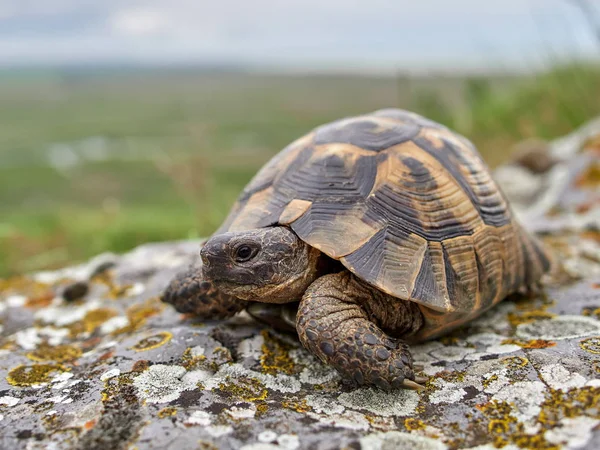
[{"xmin": 1, "ymin": 122, "xmax": 600, "ymax": 449}]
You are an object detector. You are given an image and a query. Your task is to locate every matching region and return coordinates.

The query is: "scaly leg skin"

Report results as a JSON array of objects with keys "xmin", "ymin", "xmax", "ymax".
[
  {"xmin": 296, "ymin": 271, "xmax": 426, "ymax": 391},
  {"xmin": 246, "ymin": 302, "xmax": 299, "ymax": 334},
  {"xmin": 161, "ymin": 262, "xmax": 246, "ymax": 320}
]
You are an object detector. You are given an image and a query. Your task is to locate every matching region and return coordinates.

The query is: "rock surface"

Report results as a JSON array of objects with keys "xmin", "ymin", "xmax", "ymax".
[{"xmin": 1, "ymin": 120, "xmax": 599, "ymax": 450}]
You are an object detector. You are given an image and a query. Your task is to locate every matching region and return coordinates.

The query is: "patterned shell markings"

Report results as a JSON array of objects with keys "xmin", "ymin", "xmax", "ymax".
[{"xmin": 217, "ymin": 109, "xmax": 551, "ymax": 333}]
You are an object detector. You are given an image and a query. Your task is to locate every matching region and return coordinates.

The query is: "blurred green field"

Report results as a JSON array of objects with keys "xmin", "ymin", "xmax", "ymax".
[{"xmin": 1, "ymin": 64, "xmax": 599, "ymax": 277}]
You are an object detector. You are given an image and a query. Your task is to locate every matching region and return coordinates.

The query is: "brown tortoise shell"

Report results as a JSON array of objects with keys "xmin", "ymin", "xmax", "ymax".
[{"xmin": 215, "ymin": 108, "xmax": 552, "ymax": 341}]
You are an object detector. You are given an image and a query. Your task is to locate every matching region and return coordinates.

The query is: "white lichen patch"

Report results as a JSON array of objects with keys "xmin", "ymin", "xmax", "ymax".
[
  {"xmin": 99, "ymin": 316, "xmax": 130, "ymax": 334},
  {"xmin": 5, "ymin": 295, "xmax": 27, "ymax": 308},
  {"xmin": 188, "ymin": 345, "xmax": 205, "ymax": 358},
  {"xmin": 464, "ymin": 342, "xmax": 522, "ymax": 361},
  {"xmin": 184, "ymin": 410, "xmax": 212, "ymax": 426},
  {"xmin": 51, "ymin": 372, "xmax": 74, "ymax": 389},
  {"xmin": 338, "ymin": 387, "xmax": 419, "ymax": 417},
  {"xmin": 225, "ymin": 404, "xmax": 256, "ymax": 419},
  {"xmin": 412, "ymin": 341, "xmax": 445, "ymax": 363},
  {"xmin": 483, "ymin": 343, "xmax": 522, "ymax": 355},
  {"xmin": 14, "ymin": 326, "xmax": 70, "ymax": 350},
  {"xmin": 257, "ymin": 431, "xmax": 278, "ymax": 443},
  {"xmin": 305, "ymin": 394, "xmax": 345, "ymax": 415},
  {"xmin": 276, "ymin": 434, "xmax": 300, "ymax": 450},
  {"xmin": 465, "ymin": 332, "xmax": 507, "ymax": 347},
  {"xmin": 308, "ymin": 409, "xmax": 370, "ymax": 431},
  {"xmin": 100, "ymin": 369, "xmax": 121, "ymax": 381},
  {"xmin": 35, "ymin": 300, "xmax": 103, "ymax": 327},
  {"xmin": 48, "ymin": 394, "xmax": 72, "ymax": 404},
  {"xmin": 133, "ymin": 364, "xmax": 210, "ymax": 404},
  {"xmin": 14, "ymin": 328, "xmax": 42, "ymax": 350},
  {"xmin": 298, "ymin": 363, "xmax": 339, "ymax": 385},
  {"xmin": 429, "ymin": 346, "xmax": 476, "ymax": 362},
  {"xmin": 482, "ymin": 369, "xmax": 511, "ymax": 395},
  {"xmin": 181, "ymin": 369, "xmax": 212, "ymax": 386},
  {"xmin": 516, "ymin": 316, "xmax": 600, "ymax": 341},
  {"xmin": 205, "ymin": 425, "xmax": 233, "ymax": 438},
  {"xmin": 360, "ymin": 431, "xmax": 448, "ymax": 450},
  {"xmin": 42, "ymin": 327, "xmax": 71, "ymax": 347},
  {"xmin": 33, "ymin": 252, "xmax": 118, "ymax": 284},
  {"xmin": 539, "ymin": 364, "xmax": 587, "ymax": 391},
  {"xmin": 492, "ymin": 381, "xmax": 546, "ymax": 422},
  {"xmin": 467, "ymin": 445, "xmax": 520, "ymax": 450},
  {"xmin": 429, "ymin": 380, "xmax": 467, "ymax": 404},
  {"xmin": 240, "ymin": 444, "xmax": 279, "ymax": 450},
  {"xmin": 126, "ymin": 282, "xmax": 145, "ymax": 297},
  {"xmin": 204, "ymin": 363, "xmax": 301, "ymax": 394},
  {"xmin": 544, "ymin": 416, "xmax": 600, "ymax": 448},
  {"xmin": 0, "ymin": 396, "xmax": 20, "ymax": 407}
]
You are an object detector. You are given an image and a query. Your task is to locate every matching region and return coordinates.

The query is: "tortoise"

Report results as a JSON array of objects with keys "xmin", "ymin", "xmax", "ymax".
[{"xmin": 162, "ymin": 108, "xmax": 552, "ymax": 391}]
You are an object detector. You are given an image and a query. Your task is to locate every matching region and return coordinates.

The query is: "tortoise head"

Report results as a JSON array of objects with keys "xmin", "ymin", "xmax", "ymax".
[{"xmin": 200, "ymin": 226, "xmax": 320, "ymax": 303}]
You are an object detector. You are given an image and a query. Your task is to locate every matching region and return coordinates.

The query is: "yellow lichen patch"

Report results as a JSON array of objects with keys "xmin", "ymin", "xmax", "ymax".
[
  {"xmin": 593, "ymin": 361, "xmax": 600, "ymax": 374},
  {"xmin": 112, "ymin": 297, "xmax": 164, "ymax": 335},
  {"xmin": 217, "ymin": 376, "xmax": 268, "ymax": 402},
  {"xmin": 281, "ymin": 398, "xmax": 310, "ymax": 413},
  {"xmin": 66, "ymin": 308, "xmax": 119, "ymax": 337},
  {"xmin": 0, "ymin": 340, "xmax": 15, "ymax": 351},
  {"xmin": 42, "ymin": 410, "xmax": 61, "ymax": 429},
  {"xmin": 501, "ymin": 339, "xmax": 556, "ymax": 349},
  {"xmin": 488, "ymin": 418, "xmax": 511, "ymax": 435},
  {"xmin": 510, "ymin": 434, "xmax": 560, "ymax": 450},
  {"xmin": 582, "ymin": 307, "xmax": 600, "ymax": 320},
  {"xmin": 131, "ymin": 331, "xmax": 173, "ymax": 352},
  {"xmin": 501, "ymin": 356, "xmax": 529, "ymax": 370},
  {"xmin": 27, "ymin": 344, "xmax": 82, "ymax": 363},
  {"xmin": 255, "ymin": 403, "xmax": 269, "ymax": 416},
  {"xmin": 90, "ymin": 270, "xmax": 133, "ymax": 300},
  {"xmin": 259, "ymin": 330, "xmax": 296, "ymax": 375},
  {"xmin": 476, "ymin": 400, "xmax": 519, "ymax": 448},
  {"xmin": 433, "ymin": 370, "xmax": 466, "ymax": 384},
  {"xmin": 482, "ymin": 374, "xmax": 499, "ymax": 390},
  {"xmin": 157, "ymin": 407, "xmax": 177, "ymax": 418},
  {"xmin": 25, "ymin": 292, "xmax": 55, "ymax": 309},
  {"xmin": 181, "ymin": 347, "xmax": 207, "ymax": 371},
  {"xmin": 100, "ymin": 372, "xmax": 135, "ymax": 403},
  {"xmin": 575, "ymin": 160, "xmax": 600, "ymax": 188},
  {"xmin": 212, "ymin": 347, "xmax": 233, "ymax": 363},
  {"xmin": 197, "ymin": 441, "xmax": 219, "ymax": 450},
  {"xmin": 131, "ymin": 360, "xmax": 150, "ymax": 373},
  {"xmin": 538, "ymin": 386, "xmax": 600, "ymax": 428},
  {"xmin": 404, "ymin": 417, "xmax": 426, "ymax": 431},
  {"xmin": 439, "ymin": 336, "xmax": 460, "ymax": 346},
  {"xmin": 0, "ymin": 275, "xmax": 51, "ymax": 299},
  {"xmin": 507, "ymin": 310, "xmax": 556, "ymax": 327},
  {"xmin": 579, "ymin": 336, "xmax": 600, "ymax": 354},
  {"xmin": 7, "ymin": 364, "xmax": 69, "ymax": 387},
  {"xmin": 475, "ymin": 386, "xmax": 600, "ymax": 449}
]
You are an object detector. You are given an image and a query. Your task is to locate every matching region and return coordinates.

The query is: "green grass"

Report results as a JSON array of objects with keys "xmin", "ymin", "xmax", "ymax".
[{"xmin": 1, "ymin": 64, "xmax": 599, "ymax": 276}]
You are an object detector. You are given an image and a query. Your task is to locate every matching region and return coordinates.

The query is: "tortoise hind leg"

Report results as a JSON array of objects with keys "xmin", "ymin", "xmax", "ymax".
[
  {"xmin": 162, "ymin": 262, "xmax": 246, "ymax": 319},
  {"xmin": 296, "ymin": 271, "xmax": 425, "ymax": 391}
]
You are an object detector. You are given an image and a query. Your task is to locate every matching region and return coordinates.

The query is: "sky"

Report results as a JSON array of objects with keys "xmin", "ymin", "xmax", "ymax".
[{"xmin": 0, "ymin": 0, "xmax": 598, "ymax": 73}]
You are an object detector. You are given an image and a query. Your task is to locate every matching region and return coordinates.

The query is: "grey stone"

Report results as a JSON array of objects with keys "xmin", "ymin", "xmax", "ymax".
[{"xmin": 1, "ymin": 122, "xmax": 600, "ymax": 449}]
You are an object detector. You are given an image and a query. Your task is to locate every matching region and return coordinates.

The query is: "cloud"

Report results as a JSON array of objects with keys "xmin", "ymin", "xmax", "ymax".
[
  {"xmin": 0, "ymin": 0, "xmax": 597, "ymax": 70},
  {"xmin": 110, "ymin": 8, "xmax": 169, "ymax": 37}
]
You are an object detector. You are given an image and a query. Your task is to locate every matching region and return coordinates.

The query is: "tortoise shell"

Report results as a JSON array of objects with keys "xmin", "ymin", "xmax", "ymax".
[{"xmin": 216, "ymin": 108, "xmax": 551, "ymax": 340}]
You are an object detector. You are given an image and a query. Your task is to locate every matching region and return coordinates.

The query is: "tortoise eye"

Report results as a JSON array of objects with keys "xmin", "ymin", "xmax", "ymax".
[{"xmin": 235, "ymin": 244, "xmax": 256, "ymax": 262}]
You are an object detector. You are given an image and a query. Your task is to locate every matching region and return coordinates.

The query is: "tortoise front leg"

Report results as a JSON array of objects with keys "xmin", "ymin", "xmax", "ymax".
[
  {"xmin": 162, "ymin": 262, "xmax": 246, "ymax": 319},
  {"xmin": 296, "ymin": 272, "xmax": 425, "ymax": 391}
]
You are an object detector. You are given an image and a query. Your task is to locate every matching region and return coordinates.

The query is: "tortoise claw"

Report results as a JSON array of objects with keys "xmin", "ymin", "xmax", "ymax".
[
  {"xmin": 414, "ymin": 375, "xmax": 429, "ymax": 384},
  {"xmin": 402, "ymin": 379, "xmax": 426, "ymax": 390}
]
